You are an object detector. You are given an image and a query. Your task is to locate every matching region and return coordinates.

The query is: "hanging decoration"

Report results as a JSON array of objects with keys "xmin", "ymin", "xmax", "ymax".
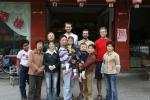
[
  {"xmin": 49, "ymin": 0, "xmax": 60, "ymax": 7},
  {"xmin": 106, "ymin": 0, "xmax": 116, "ymax": 7},
  {"xmin": 132, "ymin": 0, "xmax": 142, "ymax": 8},
  {"xmin": 77, "ymin": 0, "xmax": 87, "ymax": 7}
]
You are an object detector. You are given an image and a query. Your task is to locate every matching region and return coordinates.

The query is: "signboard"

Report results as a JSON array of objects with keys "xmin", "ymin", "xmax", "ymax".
[{"xmin": 117, "ymin": 28, "xmax": 127, "ymax": 42}]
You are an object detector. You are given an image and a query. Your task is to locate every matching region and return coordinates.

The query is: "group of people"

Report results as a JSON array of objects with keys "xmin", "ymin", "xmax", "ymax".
[{"xmin": 16, "ymin": 22, "xmax": 121, "ymax": 100}]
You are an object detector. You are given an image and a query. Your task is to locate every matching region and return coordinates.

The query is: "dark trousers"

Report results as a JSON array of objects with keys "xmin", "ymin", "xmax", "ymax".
[
  {"xmin": 19, "ymin": 65, "xmax": 29, "ymax": 99},
  {"xmin": 28, "ymin": 75, "xmax": 43, "ymax": 100}
]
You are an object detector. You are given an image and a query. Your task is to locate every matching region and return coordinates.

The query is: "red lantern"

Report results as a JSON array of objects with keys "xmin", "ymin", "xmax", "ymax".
[
  {"xmin": 49, "ymin": 0, "xmax": 60, "ymax": 7},
  {"xmin": 77, "ymin": 0, "xmax": 86, "ymax": 7},
  {"xmin": 132, "ymin": 0, "xmax": 142, "ymax": 8},
  {"xmin": 106, "ymin": 0, "xmax": 116, "ymax": 7}
]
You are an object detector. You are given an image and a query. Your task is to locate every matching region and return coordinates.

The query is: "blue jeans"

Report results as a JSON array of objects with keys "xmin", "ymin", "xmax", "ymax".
[
  {"xmin": 19, "ymin": 65, "xmax": 29, "ymax": 99},
  {"xmin": 62, "ymin": 68, "xmax": 73, "ymax": 100},
  {"xmin": 104, "ymin": 74, "xmax": 118, "ymax": 100},
  {"xmin": 45, "ymin": 72, "xmax": 58, "ymax": 100}
]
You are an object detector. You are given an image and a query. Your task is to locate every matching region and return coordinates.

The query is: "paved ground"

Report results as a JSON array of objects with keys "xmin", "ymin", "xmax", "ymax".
[{"xmin": 0, "ymin": 68, "xmax": 150, "ymax": 100}]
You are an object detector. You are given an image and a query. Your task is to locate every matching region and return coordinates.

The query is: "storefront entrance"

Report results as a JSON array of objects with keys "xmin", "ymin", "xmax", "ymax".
[
  {"xmin": 130, "ymin": 6, "xmax": 150, "ymax": 68},
  {"xmin": 46, "ymin": 3, "xmax": 115, "ymax": 42}
]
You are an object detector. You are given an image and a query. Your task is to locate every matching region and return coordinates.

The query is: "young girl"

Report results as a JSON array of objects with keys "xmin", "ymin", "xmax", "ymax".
[
  {"xmin": 101, "ymin": 41, "xmax": 121, "ymax": 100},
  {"xmin": 43, "ymin": 41, "xmax": 60, "ymax": 100}
]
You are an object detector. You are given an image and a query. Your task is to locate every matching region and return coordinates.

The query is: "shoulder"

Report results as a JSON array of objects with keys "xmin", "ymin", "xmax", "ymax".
[
  {"xmin": 113, "ymin": 52, "xmax": 119, "ymax": 57},
  {"xmin": 72, "ymin": 33, "xmax": 78, "ymax": 38},
  {"xmin": 95, "ymin": 38, "xmax": 100, "ymax": 44}
]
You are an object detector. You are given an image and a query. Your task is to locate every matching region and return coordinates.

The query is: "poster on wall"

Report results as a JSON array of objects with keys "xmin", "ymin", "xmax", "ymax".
[
  {"xmin": 0, "ymin": 2, "xmax": 31, "ymax": 41},
  {"xmin": 117, "ymin": 28, "xmax": 127, "ymax": 42}
]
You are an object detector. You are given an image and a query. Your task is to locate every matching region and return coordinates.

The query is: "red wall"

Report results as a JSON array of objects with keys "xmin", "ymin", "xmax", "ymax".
[
  {"xmin": 30, "ymin": 0, "xmax": 46, "ymax": 49},
  {"xmin": 114, "ymin": 0, "xmax": 130, "ymax": 71}
]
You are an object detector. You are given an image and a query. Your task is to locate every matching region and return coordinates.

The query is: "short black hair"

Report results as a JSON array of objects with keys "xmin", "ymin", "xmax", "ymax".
[
  {"xmin": 21, "ymin": 39, "xmax": 29, "ymax": 47},
  {"xmin": 68, "ymin": 36, "xmax": 74, "ymax": 41},
  {"xmin": 59, "ymin": 35, "xmax": 67, "ymax": 41},
  {"xmin": 35, "ymin": 40, "xmax": 44, "ymax": 45},
  {"xmin": 83, "ymin": 29, "xmax": 89, "ymax": 32},
  {"xmin": 65, "ymin": 22, "xmax": 72, "ymax": 26},
  {"xmin": 48, "ymin": 41, "xmax": 55, "ymax": 45},
  {"xmin": 106, "ymin": 41, "xmax": 115, "ymax": 48},
  {"xmin": 80, "ymin": 42, "xmax": 87, "ymax": 47},
  {"xmin": 88, "ymin": 44, "xmax": 96, "ymax": 50}
]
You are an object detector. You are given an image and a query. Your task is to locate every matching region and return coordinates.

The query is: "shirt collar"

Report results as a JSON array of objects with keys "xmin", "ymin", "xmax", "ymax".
[
  {"xmin": 46, "ymin": 49, "xmax": 57, "ymax": 55},
  {"xmin": 106, "ymin": 51, "xmax": 114, "ymax": 55}
]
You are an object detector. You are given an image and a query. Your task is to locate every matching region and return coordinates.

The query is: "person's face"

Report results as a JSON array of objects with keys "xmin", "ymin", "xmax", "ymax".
[
  {"xmin": 80, "ymin": 44, "xmax": 87, "ymax": 51},
  {"xmin": 71, "ymin": 48, "xmax": 76, "ymax": 53},
  {"xmin": 100, "ymin": 29, "xmax": 107, "ymax": 38},
  {"xmin": 23, "ymin": 43, "xmax": 29, "ymax": 51},
  {"xmin": 60, "ymin": 37, "xmax": 67, "ymax": 46},
  {"xmin": 68, "ymin": 38, "xmax": 74, "ymax": 45},
  {"xmin": 47, "ymin": 33, "xmax": 55, "ymax": 41},
  {"xmin": 36, "ymin": 42, "xmax": 43, "ymax": 50},
  {"xmin": 107, "ymin": 44, "xmax": 114, "ymax": 52},
  {"xmin": 48, "ymin": 42, "xmax": 55, "ymax": 50},
  {"xmin": 82, "ymin": 31, "xmax": 89, "ymax": 39},
  {"xmin": 65, "ymin": 24, "xmax": 72, "ymax": 33},
  {"xmin": 88, "ymin": 46, "xmax": 95, "ymax": 54}
]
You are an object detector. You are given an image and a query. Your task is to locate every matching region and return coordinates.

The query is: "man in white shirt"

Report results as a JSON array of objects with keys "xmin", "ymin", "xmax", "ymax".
[
  {"xmin": 64, "ymin": 22, "xmax": 78, "ymax": 45},
  {"xmin": 17, "ymin": 40, "xmax": 31, "ymax": 100}
]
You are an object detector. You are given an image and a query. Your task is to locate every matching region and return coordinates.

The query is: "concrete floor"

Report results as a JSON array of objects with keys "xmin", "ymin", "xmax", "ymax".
[{"xmin": 0, "ymin": 68, "xmax": 150, "ymax": 100}]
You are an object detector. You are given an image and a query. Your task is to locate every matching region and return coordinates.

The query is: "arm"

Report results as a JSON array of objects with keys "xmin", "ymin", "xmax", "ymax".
[
  {"xmin": 115, "ymin": 54, "xmax": 121, "ymax": 73},
  {"xmin": 43, "ymin": 53, "xmax": 50, "ymax": 66},
  {"xmin": 28, "ymin": 52, "xmax": 38, "ymax": 72},
  {"xmin": 84, "ymin": 54, "xmax": 96, "ymax": 68},
  {"xmin": 16, "ymin": 58, "xmax": 20, "ymax": 69}
]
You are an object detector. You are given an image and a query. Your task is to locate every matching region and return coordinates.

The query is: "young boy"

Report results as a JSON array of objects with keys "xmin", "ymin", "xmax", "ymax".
[{"xmin": 78, "ymin": 43, "xmax": 88, "ymax": 82}]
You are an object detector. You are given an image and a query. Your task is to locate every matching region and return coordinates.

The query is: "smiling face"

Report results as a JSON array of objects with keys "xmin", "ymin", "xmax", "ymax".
[
  {"xmin": 65, "ymin": 23, "xmax": 72, "ymax": 33},
  {"xmin": 82, "ymin": 30, "xmax": 89, "ymax": 39},
  {"xmin": 107, "ymin": 44, "xmax": 114, "ymax": 52},
  {"xmin": 88, "ymin": 46, "xmax": 95, "ymax": 54},
  {"xmin": 36, "ymin": 42, "xmax": 44, "ymax": 50},
  {"xmin": 60, "ymin": 37, "xmax": 67, "ymax": 47},
  {"xmin": 48, "ymin": 42, "xmax": 55, "ymax": 50},
  {"xmin": 47, "ymin": 32, "xmax": 55, "ymax": 41},
  {"xmin": 68, "ymin": 37, "xmax": 74, "ymax": 45},
  {"xmin": 23, "ymin": 43, "xmax": 29, "ymax": 51},
  {"xmin": 80, "ymin": 44, "xmax": 87, "ymax": 51},
  {"xmin": 99, "ymin": 28, "xmax": 107, "ymax": 38}
]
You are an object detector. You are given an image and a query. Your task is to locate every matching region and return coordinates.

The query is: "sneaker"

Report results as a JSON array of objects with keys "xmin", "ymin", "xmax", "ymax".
[{"xmin": 72, "ymin": 74, "xmax": 79, "ymax": 80}]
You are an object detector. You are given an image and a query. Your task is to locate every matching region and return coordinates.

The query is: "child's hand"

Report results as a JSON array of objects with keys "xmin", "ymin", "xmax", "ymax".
[
  {"xmin": 81, "ymin": 60, "xmax": 84, "ymax": 64},
  {"xmin": 71, "ymin": 59, "xmax": 76, "ymax": 64}
]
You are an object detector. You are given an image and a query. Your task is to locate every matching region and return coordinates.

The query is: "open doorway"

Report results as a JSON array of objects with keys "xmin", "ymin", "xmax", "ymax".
[
  {"xmin": 130, "ymin": 6, "xmax": 150, "ymax": 68},
  {"xmin": 45, "ymin": 3, "xmax": 115, "ymax": 43}
]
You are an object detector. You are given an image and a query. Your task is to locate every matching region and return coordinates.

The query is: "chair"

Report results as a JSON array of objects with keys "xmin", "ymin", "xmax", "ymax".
[{"xmin": 9, "ymin": 66, "xmax": 19, "ymax": 86}]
